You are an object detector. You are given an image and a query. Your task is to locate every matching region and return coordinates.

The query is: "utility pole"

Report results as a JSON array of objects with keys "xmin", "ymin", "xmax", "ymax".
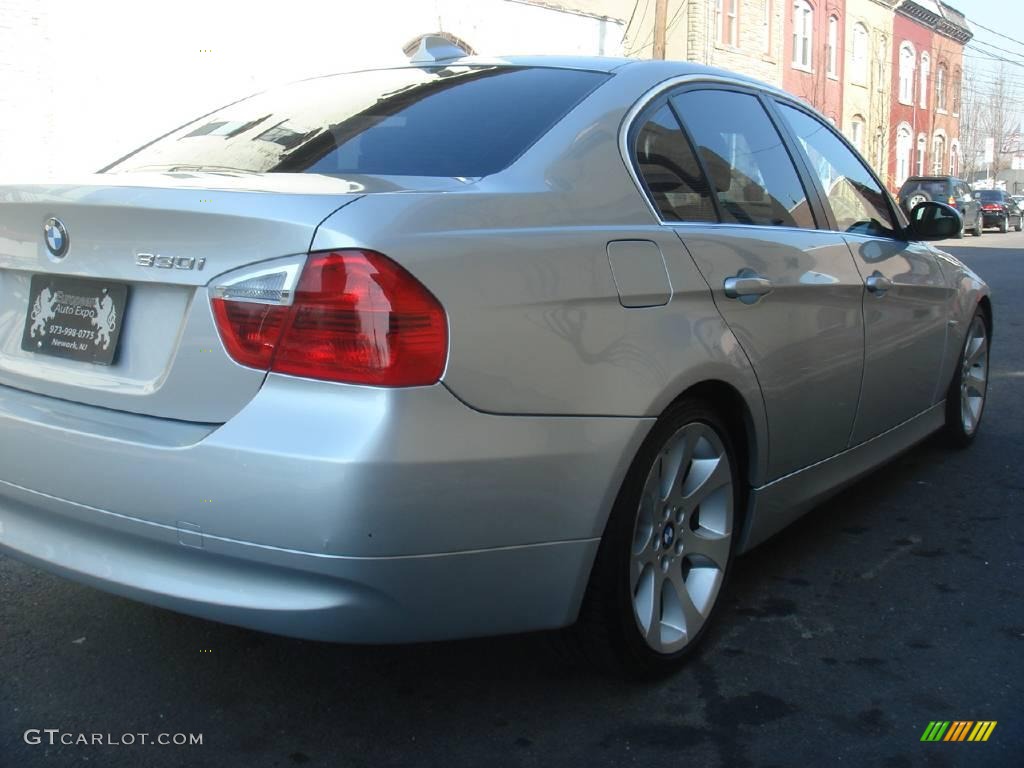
[{"xmin": 653, "ymin": 0, "xmax": 668, "ymax": 60}]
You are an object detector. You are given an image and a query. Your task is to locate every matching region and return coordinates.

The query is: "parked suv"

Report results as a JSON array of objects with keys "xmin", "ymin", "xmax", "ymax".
[
  {"xmin": 898, "ymin": 176, "xmax": 982, "ymax": 237},
  {"xmin": 977, "ymin": 189, "xmax": 1023, "ymax": 233}
]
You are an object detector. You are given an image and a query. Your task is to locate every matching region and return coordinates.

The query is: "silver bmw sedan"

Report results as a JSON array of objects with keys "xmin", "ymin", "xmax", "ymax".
[{"xmin": 0, "ymin": 53, "xmax": 990, "ymax": 674}]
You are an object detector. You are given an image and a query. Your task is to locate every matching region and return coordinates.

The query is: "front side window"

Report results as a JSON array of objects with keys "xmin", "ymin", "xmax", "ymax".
[
  {"xmin": 793, "ymin": 1, "xmax": 813, "ymax": 69},
  {"xmin": 779, "ymin": 103, "xmax": 897, "ymax": 237},
  {"xmin": 674, "ymin": 89, "xmax": 815, "ymax": 229},
  {"xmin": 103, "ymin": 66, "xmax": 609, "ymax": 178},
  {"xmin": 633, "ymin": 104, "xmax": 717, "ymax": 223}
]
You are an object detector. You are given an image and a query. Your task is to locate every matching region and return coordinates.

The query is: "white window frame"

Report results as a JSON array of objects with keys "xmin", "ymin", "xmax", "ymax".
[
  {"xmin": 919, "ymin": 52, "xmax": 930, "ymax": 109},
  {"xmin": 896, "ymin": 124, "xmax": 912, "ymax": 186},
  {"xmin": 898, "ymin": 42, "xmax": 915, "ymax": 105},
  {"xmin": 851, "ymin": 23, "xmax": 869, "ymax": 86},
  {"xmin": 827, "ymin": 16, "xmax": 839, "ymax": 78},
  {"xmin": 936, "ymin": 64, "xmax": 947, "ymax": 112},
  {"xmin": 792, "ymin": 0, "xmax": 813, "ymax": 70},
  {"xmin": 850, "ymin": 117, "xmax": 865, "ymax": 152},
  {"xmin": 916, "ymin": 133, "xmax": 927, "ymax": 176}
]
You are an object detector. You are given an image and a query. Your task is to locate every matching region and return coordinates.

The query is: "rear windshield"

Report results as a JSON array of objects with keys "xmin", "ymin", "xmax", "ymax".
[
  {"xmin": 977, "ymin": 190, "xmax": 1004, "ymax": 201},
  {"xmin": 901, "ymin": 179, "xmax": 950, "ymax": 197},
  {"xmin": 102, "ymin": 66, "xmax": 609, "ymax": 178}
]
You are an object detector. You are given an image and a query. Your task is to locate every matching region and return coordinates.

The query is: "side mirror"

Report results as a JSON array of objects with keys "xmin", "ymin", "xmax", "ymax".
[{"xmin": 908, "ymin": 201, "xmax": 962, "ymax": 241}]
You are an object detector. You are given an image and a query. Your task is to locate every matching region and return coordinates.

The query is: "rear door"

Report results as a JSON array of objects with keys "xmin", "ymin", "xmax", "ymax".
[
  {"xmin": 774, "ymin": 101, "xmax": 952, "ymax": 444},
  {"xmin": 647, "ymin": 85, "xmax": 865, "ymax": 480}
]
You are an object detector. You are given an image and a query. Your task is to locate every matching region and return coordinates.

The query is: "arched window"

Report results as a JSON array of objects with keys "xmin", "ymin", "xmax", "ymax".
[
  {"xmin": 827, "ymin": 15, "xmax": 839, "ymax": 76},
  {"xmin": 936, "ymin": 64, "xmax": 948, "ymax": 111},
  {"xmin": 849, "ymin": 115, "xmax": 866, "ymax": 151},
  {"xmin": 916, "ymin": 133, "xmax": 927, "ymax": 176},
  {"xmin": 851, "ymin": 23, "xmax": 869, "ymax": 85},
  {"xmin": 898, "ymin": 42, "xmax": 916, "ymax": 104},
  {"xmin": 932, "ymin": 134, "xmax": 946, "ymax": 174},
  {"xmin": 793, "ymin": 1, "xmax": 813, "ymax": 69},
  {"xmin": 896, "ymin": 124, "xmax": 913, "ymax": 185},
  {"xmin": 919, "ymin": 52, "xmax": 930, "ymax": 109},
  {"xmin": 952, "ymin": 67, "xmax": 962, "ymax": 114}
]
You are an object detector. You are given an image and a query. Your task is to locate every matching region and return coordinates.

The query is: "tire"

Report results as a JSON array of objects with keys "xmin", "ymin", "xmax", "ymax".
[
  {"xmin": 943, "ymin": 309, "xmax": 990, "ymax": 449},
  {"xmin": 972, "ymin": 212, "xmax": 983, "ymax": 236},
  {"xmin": 999, "ymin": 215, "xmax": 1009, "ymax": 234},
  {"xmin": 568, "ymin": 398, "xmax": 741, "ymax": 677},
  {"xmin": 954, "ymin": 212, "xmax": 966, "ymax": 239},
  {"xmin": 1015, "ymin": 217, "xmax": 1022, "ymax": 232}
]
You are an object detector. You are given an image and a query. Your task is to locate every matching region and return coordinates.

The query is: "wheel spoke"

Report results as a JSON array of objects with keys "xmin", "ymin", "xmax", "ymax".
[
  {"xmin": 683, "ymin": 528, "xmax": 731, "ymax": 569},
  {"xmin": 965, "ymin": 368, "xmax": 987, "ymax": 394},
  {"xmin": 966, "ymin": 335, "xmax": 987, "ymax": 366},
  {"xmin": 682, "ymin": 455, "xmax": 731, "ymax": 507},
  {"xmin": 666, "ymin": 566, "xmax": 703, "ymax": 637},
  {"xmin": 661, "ymin": 428, "xmax": 698, "ymax": 502},
  {"xmin": 633, "ymin": 564, "xmax": 658, "ymax": 637}
]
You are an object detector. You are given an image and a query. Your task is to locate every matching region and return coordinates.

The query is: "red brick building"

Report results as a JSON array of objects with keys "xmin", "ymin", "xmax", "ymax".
[
  {"xmin": 888, "ymin": 1, "xmax": 970, "ymax": 192},
  {"xmin": 783, "ymin": 0, "xmax": 846, "ymax": 126}
]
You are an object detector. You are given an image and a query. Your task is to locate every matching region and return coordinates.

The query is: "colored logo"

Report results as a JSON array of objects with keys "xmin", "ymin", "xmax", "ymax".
[
  {"xmin": 920, "ymin": 721, "xmax": 997, "ymax": 742},
  {"xmin": 44, "ymin": 217, "xmax": 69, "ymax": 258}
]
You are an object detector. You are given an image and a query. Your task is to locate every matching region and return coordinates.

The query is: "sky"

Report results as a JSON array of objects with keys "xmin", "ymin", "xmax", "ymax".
[{"xmin": 954, "ymin": 1, "xmax": 1024, "ymax": 130}]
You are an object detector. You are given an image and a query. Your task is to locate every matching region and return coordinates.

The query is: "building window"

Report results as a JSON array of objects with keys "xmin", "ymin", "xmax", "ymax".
[
  {"xmin": 936, "ymin": 64, "xmax": 947, "ymax": 112},
  {"xmin": 850, "ymin": 116, "xmax": 865, "ymax": 152},
  {"xmin": 919, "ymin": 52, "xmax": 929, "ymax": 109},
  {"xmin": 933, "ymin": 135, "xmax": 946, "ymax": 174},
  {"xmin": 896, "ymin": 124, "xmax": 912, "ymax": 185},
  {"xmin": 952, "ymin": 67, "xmax": 962, "ymax": 114},
  {"xmin": 827, "ymin": 16, "xmax": 839, "ymax": 77},
  {"xmin": 793, "ymin": 1, "xmax": 813, "ymax": 69},
  {"xmin": 851, "ymin": 23, "xmax": 869, "ymax": 85},
  {"xmin": 898, "ymin": 43, "xmax": 915, "ymax": 104},
  {"xmin": 950, "ymin": 141, "xmax": 960, "ymax": 175},
  {"xmin": 719, "ymin": 0, "xmax": 739, "ymax": 46},
  {"xmin": 917, "ymin": 134, "xmax": 927, "ymax": 176}
]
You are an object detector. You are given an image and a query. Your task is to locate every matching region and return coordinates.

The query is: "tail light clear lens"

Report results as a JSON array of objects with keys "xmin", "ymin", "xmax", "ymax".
[
  {"xmin": 948, "ymin": 196, "xmax": 957, "ymax": 205},
  {"xmin": 212, "ymin": 250, "xmax": 448, "ymax": 387}
]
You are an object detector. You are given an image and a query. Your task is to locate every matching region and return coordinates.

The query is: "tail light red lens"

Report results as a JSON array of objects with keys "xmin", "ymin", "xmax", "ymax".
[{"xmin": 212, "ymin": 250, "xmax": 448, "ymax": 387}]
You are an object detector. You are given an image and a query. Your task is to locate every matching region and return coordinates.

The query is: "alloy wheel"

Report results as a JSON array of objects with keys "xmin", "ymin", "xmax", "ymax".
[
  {"xmin": 960, "ymin": 315, "xmax": 989, "ymax": 435},
  {"xmin": 629, "ymin": 422, "xmax": 733, "ymax": 654}
]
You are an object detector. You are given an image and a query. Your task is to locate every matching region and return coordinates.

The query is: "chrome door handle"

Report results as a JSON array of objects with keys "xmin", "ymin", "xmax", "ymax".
[
  {"xmin": 723, "ymin": 272, "xmax": 773, "ymax": 303},
  {"xmin": 865, "ymin": 273, "xmax": 893, "ymax": 295}
]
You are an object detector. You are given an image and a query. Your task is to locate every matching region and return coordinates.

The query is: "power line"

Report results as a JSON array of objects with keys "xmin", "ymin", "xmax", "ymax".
[{"xmin": 965, "ymin": 16, "xmax": 1024, "ymax": 54}]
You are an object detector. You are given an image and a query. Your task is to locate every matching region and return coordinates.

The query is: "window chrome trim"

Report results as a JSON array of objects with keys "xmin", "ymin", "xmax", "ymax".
[{"xmin": 618, "ymin": 74, "xmax": 800, "ymax": 227}]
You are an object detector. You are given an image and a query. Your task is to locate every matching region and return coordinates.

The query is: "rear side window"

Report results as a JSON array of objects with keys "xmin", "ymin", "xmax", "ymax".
[
  {"xmin": 633, "ymin": 104, "xmax": 717, "ymax": 222},
  {"xmin": 778, "ymin": 103, "xmax": 897, "ymax": 237},
  {"xmin": 672, "ymin": 89, "xmax": 815, "ymax": 229},
  {"xmin": 103, "ymin": 66, "xmax": 610, "ymax": 178}
]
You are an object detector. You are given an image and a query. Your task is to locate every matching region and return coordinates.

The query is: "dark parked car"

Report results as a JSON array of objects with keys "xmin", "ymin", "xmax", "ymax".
[
  {"xmin": 977, "ymin": 189, "xmax": 1023, "ymax": 233},
  {"xmin": 898, "ymin": 176, "xmax": 981, "ymax": 237}
]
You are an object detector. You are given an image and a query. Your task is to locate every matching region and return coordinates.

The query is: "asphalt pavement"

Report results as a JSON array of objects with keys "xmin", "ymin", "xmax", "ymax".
[{"xmin": 2, "ymin": 231, "xmax": 1022, "ymax": 768}]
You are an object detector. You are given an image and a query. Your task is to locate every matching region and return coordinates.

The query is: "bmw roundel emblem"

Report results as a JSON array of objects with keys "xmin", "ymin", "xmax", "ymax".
[{"xmin": 44, "ymin": 217, "xmax": 69, "ymax": 258}]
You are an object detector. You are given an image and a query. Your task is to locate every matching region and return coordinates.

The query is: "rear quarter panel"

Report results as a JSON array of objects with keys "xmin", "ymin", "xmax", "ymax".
[{"xmin": 311, "ymin": 66, "xmax": 771, "ymax": 484}]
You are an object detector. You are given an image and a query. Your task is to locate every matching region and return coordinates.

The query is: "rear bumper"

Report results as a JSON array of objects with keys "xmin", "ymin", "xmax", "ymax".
[
  {"xmin": 981, "ymin": 212, "xmax": 1009, "ymax": 225},
  {"xmin": 0, "ymin": 377, "xmax": 650, "ymax": 641}
]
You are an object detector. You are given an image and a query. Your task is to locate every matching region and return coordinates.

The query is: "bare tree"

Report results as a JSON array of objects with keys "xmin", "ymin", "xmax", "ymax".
[{"xmin": 962, "ymin": 63, "xmax": 1019, "ymax": 182}]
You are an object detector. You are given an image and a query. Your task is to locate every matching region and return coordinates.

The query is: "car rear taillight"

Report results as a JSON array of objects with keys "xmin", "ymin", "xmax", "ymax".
[
  {"xmin": 981, "ymin": 203, "xmax": 1001, "ymax": 211},
  {"xmin": 212, "ymin": 250, "xmax": 448, "ymax": 386},
  {"xmin": 948, "ymin": 196, "xmax": 957, "ymax": 205}
]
